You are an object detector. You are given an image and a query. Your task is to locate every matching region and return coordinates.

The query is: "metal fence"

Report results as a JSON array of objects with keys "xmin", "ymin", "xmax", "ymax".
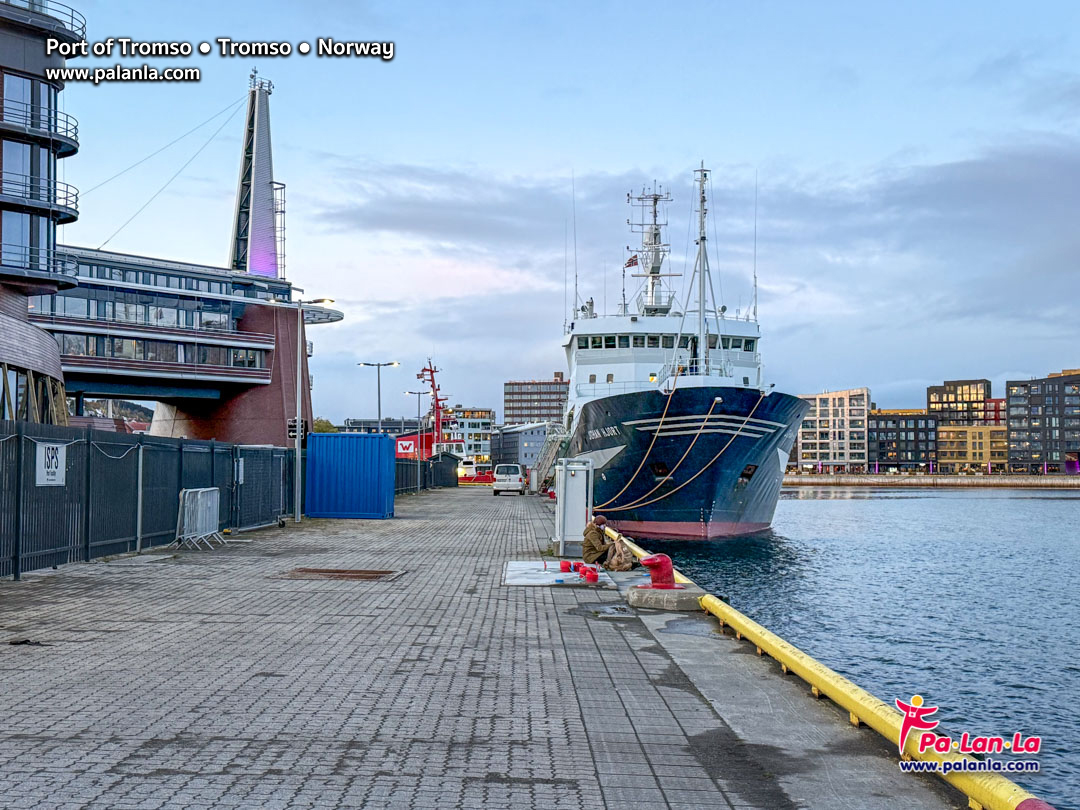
[
  {"xmin": 0, "ymin": 420, "xmax": 295, "ymax": 579},
  {"xmin": 394, "ymin": 455, "xmax": 460, "ymax": 494}
]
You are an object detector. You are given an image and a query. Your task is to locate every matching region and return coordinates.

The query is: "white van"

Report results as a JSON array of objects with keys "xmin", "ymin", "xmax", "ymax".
[{"xmin": 493, "ymin": 464, "xmax": 526, "ymax": 496}]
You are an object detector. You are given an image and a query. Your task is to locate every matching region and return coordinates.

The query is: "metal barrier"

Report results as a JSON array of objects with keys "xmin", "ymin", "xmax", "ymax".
[
  {"xmin": 395, "ymin": 458, "xmax": 431, "ymax": 494},
  {"xmin": 604, "ymin": 526, "xmax": 1056, "ymax": 810},
  {"xmin": 173, "ymin": 488, "xmax": 225, "ymax": 549},
  {"xmin": 0, "ymin": 420, "xmax": 296, "ymax": 579}
]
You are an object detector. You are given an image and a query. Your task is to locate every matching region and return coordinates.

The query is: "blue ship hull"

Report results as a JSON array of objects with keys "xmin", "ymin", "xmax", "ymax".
[{"xmin": 569, "ymin": 386, "xmax": 809, "ymax": 540}]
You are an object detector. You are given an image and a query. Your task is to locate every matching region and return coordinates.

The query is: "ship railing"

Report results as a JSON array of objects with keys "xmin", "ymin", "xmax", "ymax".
[
  {"xmin": 574, "ymin": 381, "xmax": 657, "ymax": 397},
  {"xmin": 636, "ymin": 290, "xmax": 677, "ymax": 312},
  {"xmin": 657, "ymin": 353, "xmax": 761, "ymax": 382}
]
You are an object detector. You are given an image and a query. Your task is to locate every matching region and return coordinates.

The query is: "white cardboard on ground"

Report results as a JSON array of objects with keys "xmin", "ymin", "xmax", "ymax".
[{"xmin": 502, "ymin": 560, "xmax": 616, "ymax": 588}]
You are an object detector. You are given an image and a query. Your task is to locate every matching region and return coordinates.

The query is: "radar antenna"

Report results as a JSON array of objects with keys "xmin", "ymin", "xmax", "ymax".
[{"xmin": 627, "ymin": 184, "xmax": 678, "ymax": 315}]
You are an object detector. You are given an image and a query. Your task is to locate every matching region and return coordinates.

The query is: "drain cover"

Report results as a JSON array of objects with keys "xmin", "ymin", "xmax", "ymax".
[{"xmin": 277, "ymin": 568, "xmax": 400, "ymax": 582}]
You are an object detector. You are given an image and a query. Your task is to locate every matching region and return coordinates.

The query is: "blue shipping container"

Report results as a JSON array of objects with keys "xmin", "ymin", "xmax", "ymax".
[{"xmin": 305, "ymin": 433, "xmax": 395, "ymax": 519}]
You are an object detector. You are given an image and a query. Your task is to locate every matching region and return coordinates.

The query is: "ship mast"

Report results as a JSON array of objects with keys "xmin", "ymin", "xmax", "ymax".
[
  {"xmin": 693, "ymin": 163, "xmax": 710, "ymax": 374},
  {"xmin": 628, "ymin": 184, "xmax": 675, "ymax": 315}
]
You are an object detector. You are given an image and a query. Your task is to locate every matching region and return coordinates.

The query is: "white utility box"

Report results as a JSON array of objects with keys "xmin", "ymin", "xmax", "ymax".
[{"xmin": 552, "ymin": 458, "xmax": 593, "ymax": 557}]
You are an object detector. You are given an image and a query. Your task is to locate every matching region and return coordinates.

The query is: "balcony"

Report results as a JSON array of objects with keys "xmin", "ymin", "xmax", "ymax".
[
  {"xmin": 0, "ymin": 172, "xmax": 78, "ymax": 222},
  {"xmin": 0, "ymin": 243, "xmax": 77, "ymax": 292},
  {"xmin": 29, "ymin": 312, "xmax": 276, "ymax": 347},
  {"xmin": 0, "ymin": 100, "xmax": 79, "ymax": 156},
  {"xmin": 59, "ymin": 355, "xmax": 272, "ymax": 385},
  {"xmin": 0, "ymin": 0, "xmax": 86, "ymax": 42}
]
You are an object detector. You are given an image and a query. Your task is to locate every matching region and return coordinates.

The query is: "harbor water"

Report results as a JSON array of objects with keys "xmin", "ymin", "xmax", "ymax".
[{"xmin": 647, "ymin": 487, "xmax": 1079, "ymax": 809}]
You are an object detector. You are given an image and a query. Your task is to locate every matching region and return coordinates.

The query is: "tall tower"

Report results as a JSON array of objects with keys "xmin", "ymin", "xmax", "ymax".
[
  {"xmin": 0, "ymin": 0, "xmax": 85, "ymax": 423},
  {"xmin": 229, "ymin": 70, "xmax": 284, "ymax": 278}
]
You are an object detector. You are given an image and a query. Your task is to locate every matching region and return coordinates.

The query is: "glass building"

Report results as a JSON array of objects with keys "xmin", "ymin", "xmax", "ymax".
[
  {"xmin": 926, "ymin": 379, "xmax": 991, "ymax": 426},
  {"xmin": 29, "ymin": 246, "xmax": 301, "ymax": 408},
  {"xmin": 0, "ymin": 0, "xmax": 85, "ymax": 423},
  {"xmin": 1006, "ymin": 370, "xmax": 1080, "ymax": 475},
  {"xmin": 867, "ymin": 409, "xmax": 937, "ymax": 472}
]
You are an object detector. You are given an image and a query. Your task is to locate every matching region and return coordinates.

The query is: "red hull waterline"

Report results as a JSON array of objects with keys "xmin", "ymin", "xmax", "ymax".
[{"xmin": 609, "ymin": 518, "xmax": 771, "ymax": 541}]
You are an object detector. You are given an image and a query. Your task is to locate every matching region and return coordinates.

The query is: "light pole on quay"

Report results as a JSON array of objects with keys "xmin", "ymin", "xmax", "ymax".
[
  {"xmin": 405, "ymin": 390, "xmax": 427, "ymax": 495},
  {"xmin": 292, "ymin": 297, "xmax": 333, "ymax": 523},
  {"xmin": 357, "ymin": 361, "xmax": 400, "ymax": 433}
]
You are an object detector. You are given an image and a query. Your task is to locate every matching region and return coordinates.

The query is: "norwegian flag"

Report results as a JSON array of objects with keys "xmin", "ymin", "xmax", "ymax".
[{"xmin": 624, "ymin": 254, "xmax": 639, "ymax": 268}]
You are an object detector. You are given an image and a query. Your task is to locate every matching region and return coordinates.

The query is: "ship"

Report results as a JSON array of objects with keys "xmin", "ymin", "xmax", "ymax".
[{"xmin": 561, "ymin": 165, "xmax": 809, "ymax": 540}]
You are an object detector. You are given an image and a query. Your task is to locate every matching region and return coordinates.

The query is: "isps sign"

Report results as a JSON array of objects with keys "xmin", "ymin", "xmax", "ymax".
[{"xmin": 35, "ymin": 442, "xmax": 67, "ymax": 487}]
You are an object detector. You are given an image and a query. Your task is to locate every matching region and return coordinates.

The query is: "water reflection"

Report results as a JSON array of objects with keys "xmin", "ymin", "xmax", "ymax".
[
  {"xmin": 649, "ymin": 530, "xmax": 809, "ymax": 605},
  {"xmin": 651, "ymin": 488, "xmax": 1079, "ymax": 806}
]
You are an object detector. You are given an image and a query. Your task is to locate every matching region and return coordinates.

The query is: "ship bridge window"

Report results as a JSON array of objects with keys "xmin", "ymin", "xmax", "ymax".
[
  {"xmin": 606, "ymin": 373, "xmax": 614, "ymax": 383},
  {"xmin": 678, "ymin": 336, "xmax": 689, "ymax": 348},
  {"xmin": 604, "ymin": 335, "xmax": 616, "ymax": 349},
  {"xmin": 577, "ymin": 336, "xmax": 588, "ymax": 349},
  {"xmin": 744, "ymin": 339, "xmax": 756, "ymax": 352},
  {"xmin": 730, "ymin": 338, "xmax": 743, "ymax": 350},
  {"xmin": 647, "ymin": 335, "xmax": 660, "ymax": 348},
  {"xmin": 662, "ymin": 335, "xmax": 675, "ymax": 349},
  {"xmin": 721, "ymin": 337, "xmax": 730, "ymax": 349},
  {"xmin": 588, "ymin": 374, "xmax": 596, "ymax": 383},
  {"xmin": 618, "ymin": 335, "xmax": 630, "ymax": 348},
  {"xmin": 590, "ymin": 336, "xmax": 602, "ymax": 349},
  {"xmin": 708, "ymin": 335, "xmax": 718, "ymax": 349},
  {"xmin": 633, "ymin": 335, "xmax": 645, "ymax": 348}
]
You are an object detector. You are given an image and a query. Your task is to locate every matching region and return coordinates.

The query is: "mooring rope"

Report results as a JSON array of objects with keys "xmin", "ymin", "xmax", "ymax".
[
  {"xmin": 603, "ymin": 392, "xmax": 766, "ymax": 512},
  {"xmin": 593, "ymin": 365, "xmax": 682, "ymax": 509},
  {"xmin": 605, "ymin": 395, "xmax": 721, "ymax": 511}
]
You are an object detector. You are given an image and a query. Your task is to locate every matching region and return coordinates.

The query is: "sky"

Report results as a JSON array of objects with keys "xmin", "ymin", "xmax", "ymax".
[{"xmin": 57, "ymin": 0, "xmax": 1080, "ymax": 422}]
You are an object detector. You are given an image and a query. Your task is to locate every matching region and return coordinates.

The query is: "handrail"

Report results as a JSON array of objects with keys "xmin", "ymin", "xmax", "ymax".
[
  {"xmin": 0, "ymin": 0, "xmax": 86, "ymax": 39},
  {"xmin": 59, "ymin": 355, "xmax": 271, "ymax": 378},
  {"xmin": 0, "ymin": 243, "xmax": 77, "ymax": 276},
  {"xmin": 603, "ymin": 523, "xmax": 1057, "ymax": 810},
  {"xmin": 0, "ymin": 99, "xmax": 78, "ymax": 141},
  {"xmin": 29, "ymin": 312, "xmax": 275, "ymax": 342},
  {"xmin": 0, "ymin": 172, "xmax": 79, "ymax": 212}
]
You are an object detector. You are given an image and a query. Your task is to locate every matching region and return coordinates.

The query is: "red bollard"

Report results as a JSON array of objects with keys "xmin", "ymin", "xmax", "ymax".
[{"xmin": 636, "ymin": 553, "xmax": 684, "ymax": 590}]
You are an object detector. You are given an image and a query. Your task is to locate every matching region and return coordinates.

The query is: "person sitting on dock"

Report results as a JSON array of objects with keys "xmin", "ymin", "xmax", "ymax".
[{"xmin": 582, "ymin": 515, "xmax": 634, "ymax": 571}]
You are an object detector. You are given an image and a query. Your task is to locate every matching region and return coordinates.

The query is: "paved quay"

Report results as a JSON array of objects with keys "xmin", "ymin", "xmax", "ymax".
[{"xmin": 0, "ymin": 488, "xmax": 964, "ymax": 809}]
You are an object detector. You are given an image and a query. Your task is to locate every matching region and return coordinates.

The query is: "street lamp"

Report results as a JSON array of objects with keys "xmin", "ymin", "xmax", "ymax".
[
  {"xmin": 357, "ymin": 361, "xmax": 400, "ymax": 433},
  {"xmin": 405, "ymin": 390, "xmax": 427, "ymax": 495},
  {"xmin": 292, "ymin": 297, "xmax": 333, "ymax": 523}
]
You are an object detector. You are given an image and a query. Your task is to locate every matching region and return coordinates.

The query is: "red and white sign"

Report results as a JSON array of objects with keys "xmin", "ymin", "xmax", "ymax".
[{"xmin": 395, "ymin": 432, "xmax": 434, "ymax": 459}]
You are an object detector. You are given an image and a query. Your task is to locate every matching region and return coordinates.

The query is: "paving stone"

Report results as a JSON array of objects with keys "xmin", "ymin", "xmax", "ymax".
[{"xmin": 0, "ymin": 488, "xmax": 963, "ymax": 810}]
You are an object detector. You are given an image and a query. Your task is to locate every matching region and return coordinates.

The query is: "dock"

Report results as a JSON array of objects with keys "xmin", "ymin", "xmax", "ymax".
[{"xmin": 0, "ymin": 488, "xmax": 966, "ymax": 809}]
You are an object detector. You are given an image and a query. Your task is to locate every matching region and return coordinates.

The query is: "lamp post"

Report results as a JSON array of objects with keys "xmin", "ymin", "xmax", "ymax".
[
  {"xmin": 405, "ymin": 390, "xmax": 427, "ymax": 495},
  {"xmin": 292, "ymin": 297, "xmax": 333, "ymax": 523},
  {"xmin": 357, "ymin": 361, "xmax": 399, "ymax": 433}
]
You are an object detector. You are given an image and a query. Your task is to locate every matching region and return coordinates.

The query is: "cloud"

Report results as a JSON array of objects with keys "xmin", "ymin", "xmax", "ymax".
[{"xmin": 302, "ymin": 141, "xmax": 1080, "ymax": 422}]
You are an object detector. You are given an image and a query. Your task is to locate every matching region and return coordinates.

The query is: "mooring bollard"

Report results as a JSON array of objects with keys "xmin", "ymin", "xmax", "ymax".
[{"xmin": 635, "ymin": 553, "xmax": 684, "ymax": 590}]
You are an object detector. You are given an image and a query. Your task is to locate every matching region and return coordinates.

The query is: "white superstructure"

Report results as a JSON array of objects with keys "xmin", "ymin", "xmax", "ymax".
[{"xmin": 562, "ymin": 167, "xmax": 764, "ymax": 427}]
